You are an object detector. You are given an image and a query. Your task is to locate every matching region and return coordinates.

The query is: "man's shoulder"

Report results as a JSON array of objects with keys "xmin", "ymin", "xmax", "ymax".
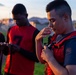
[
  {"xmin": 29, "ymin": 25, "xmax": 39, "ymax": 32},
  {"xmin": 8, "ymin": 25, "xmax": 17, "ymax": 33}
]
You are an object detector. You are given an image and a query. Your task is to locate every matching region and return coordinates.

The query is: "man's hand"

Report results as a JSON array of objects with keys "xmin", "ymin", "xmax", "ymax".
[
  {"xmin": 41, "ymin": 45, "xmax": 54, "ymax": 62},
  {"xmin": 0, "ymin": 42, "xmax": 8, "ymax": 52},
  {"xmin": 8, "ymin": 44, "xmax": 20, "ymax": 54},
  {"xmin": 35, "ymin": 27, "xmax": 51, "ymax": 41},
  {"xmin": 0, "ymin": 42, "xmax": 9, "ymax": 55},
  {"xmin": 0, "ymin": 42, "xmax": 20, "ymax": 54}
]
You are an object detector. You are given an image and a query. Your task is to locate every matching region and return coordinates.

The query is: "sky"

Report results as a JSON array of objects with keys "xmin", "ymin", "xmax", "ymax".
[{"xmin": 0, "ymin": 0, "xmax": 76, "ymax": 20}]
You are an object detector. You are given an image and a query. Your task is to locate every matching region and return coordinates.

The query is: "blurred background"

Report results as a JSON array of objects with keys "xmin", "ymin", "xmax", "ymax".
[{"xmin": 0, "ymin": 0, "xmax": 76, "ymax": 33}]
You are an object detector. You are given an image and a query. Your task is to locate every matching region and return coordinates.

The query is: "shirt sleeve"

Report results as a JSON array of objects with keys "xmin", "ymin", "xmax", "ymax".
[{"xmin": 64, "ymin": 39, "xmax": 76, "ymax": 66}]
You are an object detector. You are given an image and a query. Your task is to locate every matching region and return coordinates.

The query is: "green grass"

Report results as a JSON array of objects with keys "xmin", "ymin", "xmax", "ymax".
[
  {"xmin": 34, "ymin": 63, "xmax": 45, "ymax": 75},
  {"xmin": 2, "ymin": 63, "xmax": 5, "ymax": 75},
  {"xmin": 43, "ymin": 36, "xmax": 49, "ymax": 45}
]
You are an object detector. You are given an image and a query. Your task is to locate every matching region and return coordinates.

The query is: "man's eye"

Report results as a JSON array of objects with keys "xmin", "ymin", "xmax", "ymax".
[{"xmin": 50, "ymin": 19, "xmax": 56, "ymax": 23}]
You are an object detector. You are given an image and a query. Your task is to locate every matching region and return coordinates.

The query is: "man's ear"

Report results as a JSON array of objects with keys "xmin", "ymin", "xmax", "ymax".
[
  {"xmin": 26, "ymin": 13, "xmax": 28, "ymax": 18},
  {"xmin": 63, "ymin": 13, "xmax": 69, "ymax": 21}
]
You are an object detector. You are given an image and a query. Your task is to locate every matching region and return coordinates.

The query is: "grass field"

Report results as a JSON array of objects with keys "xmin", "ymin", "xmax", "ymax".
[
  {"xmin": 1, "ymin": 32, "xmax": 48, "ymax": 75},
  {"xmin": 34, "ymin": 63, "xmax": 45, "ymax": 75}
]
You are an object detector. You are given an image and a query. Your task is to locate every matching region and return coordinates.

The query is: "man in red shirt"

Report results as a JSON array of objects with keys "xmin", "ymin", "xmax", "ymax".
[{"xmin": 4, "ymin": 3, "xmax": 39, "ymax": 75}]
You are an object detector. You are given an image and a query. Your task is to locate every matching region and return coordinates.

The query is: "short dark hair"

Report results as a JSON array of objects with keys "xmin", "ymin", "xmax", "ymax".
[
  {"xmin": 46, "ymin": 0, "xmax": 71, "ymax": 18},
  {"xmin": 12, "ymin": 3, "xmax": 27, "ymax": 15}
]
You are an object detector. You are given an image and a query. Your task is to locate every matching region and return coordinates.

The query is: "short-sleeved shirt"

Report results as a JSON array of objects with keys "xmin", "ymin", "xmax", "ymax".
[{"xmin": 64, "ymin": 38, "xmax": 76, "ymax": 66}]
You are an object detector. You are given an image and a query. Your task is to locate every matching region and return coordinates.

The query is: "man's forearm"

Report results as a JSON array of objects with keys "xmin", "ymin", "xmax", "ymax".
[
  {"xmin": 47, "ymin": 57, "xmax": 68, "ymax": 75},
  {"xmin": 19, "ymin": 48, "xmax": 39, "ymax": 62}
]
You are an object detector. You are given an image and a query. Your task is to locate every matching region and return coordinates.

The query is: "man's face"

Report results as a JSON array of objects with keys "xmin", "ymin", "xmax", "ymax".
[
  {"xmin": 47, "ymin": 9, "xmax": 66, "ymax": 34},
  {"xmin": 12, "ymin": 14, "xmax": 27, "ymax": 27}
]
